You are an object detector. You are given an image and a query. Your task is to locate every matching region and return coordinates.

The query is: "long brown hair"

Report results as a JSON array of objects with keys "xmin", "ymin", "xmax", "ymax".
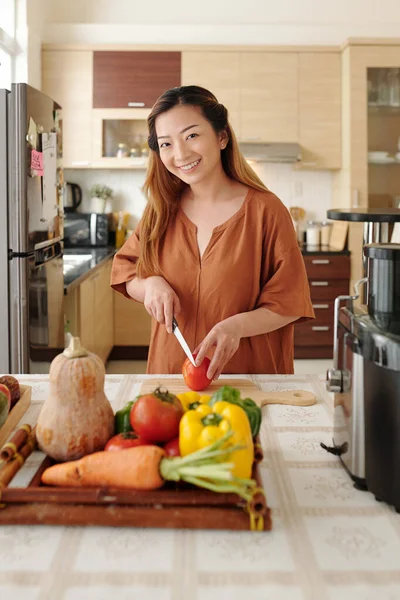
[{"xmin": 137, "ymin": 85, "xmax": 268, "ymax": 277}]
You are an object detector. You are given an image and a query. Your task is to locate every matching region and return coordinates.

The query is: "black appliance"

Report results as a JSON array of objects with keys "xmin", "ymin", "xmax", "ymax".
[
  {"xmin": 64, "ymin": 182, "xmax": 82, "ymax": 213},
  {"xmin": 64, "ymin": 213, "xmax": 109, "ymax": 247}
]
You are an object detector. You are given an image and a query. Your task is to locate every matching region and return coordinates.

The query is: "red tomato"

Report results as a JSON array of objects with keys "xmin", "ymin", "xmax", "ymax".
[
  {"xmin": 163, "ymin": 437, "xmax": 180, "ymax": 457},
  {"xmin": 104, "ymin": 432, "xmax": 149, "ymax": 452},
  {"xmin": 130, "ymin": 388, "xmax": 184, "ymax": 443},
  {"xmin": 182, "ymin": 356, "xmax": 212, "ymax": 391}
]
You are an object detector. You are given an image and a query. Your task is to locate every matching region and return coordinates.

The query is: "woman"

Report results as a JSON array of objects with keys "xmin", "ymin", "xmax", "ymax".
[{"xmin": 111, "ymin": 85, "xmax": 314, "ymax": 378}]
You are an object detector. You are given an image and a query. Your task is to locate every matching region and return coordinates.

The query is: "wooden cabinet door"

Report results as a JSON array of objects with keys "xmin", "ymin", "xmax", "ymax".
[
  {"xmin": 181, "ymin": 52, "xmax": 241, "ymax": 137},
  {"xmin": 93, "ymin": 51, "xmax": 181, "ymax": 109},
  {"xmin": 114, "ymin": 292, "xmax": 152, "ymax": 346},
  {"xmin": 240, "ymin": 53, "xmax": 298, "ymax": 142},
  {"xmin": 42, "ymin": 51, "xmax": 93, "ymax": 168},
  {"xmin": 298, "ymin": 53, "xmax": 341, "ymax": 169},
  {"xmin": 94, "ymin": 261, "xmax": 114, "ymax": 363},
  {"xmin": 79, "ymin": 275, "xmax": 95, "ymax": 354}
]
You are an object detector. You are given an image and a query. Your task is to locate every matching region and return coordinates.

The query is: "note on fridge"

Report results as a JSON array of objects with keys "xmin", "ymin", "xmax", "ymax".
[{"xmin": 41, "ymin": 132, "xmax": 58, "ymax": 223}]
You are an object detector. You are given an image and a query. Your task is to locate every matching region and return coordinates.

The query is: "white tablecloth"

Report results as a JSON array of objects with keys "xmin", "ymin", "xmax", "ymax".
[{"xmin": 1, "ymin": 373, "xmax": 399, "ymax": 600}]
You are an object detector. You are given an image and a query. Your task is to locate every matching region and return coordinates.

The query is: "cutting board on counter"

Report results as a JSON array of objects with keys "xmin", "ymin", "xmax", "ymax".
[{"xmin": 140, "ymin": 378, "xmax": 316, "ymax": 407}]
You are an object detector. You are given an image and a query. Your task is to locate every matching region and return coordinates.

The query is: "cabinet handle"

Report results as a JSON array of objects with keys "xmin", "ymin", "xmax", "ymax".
[
  {"xmin": 312, "ymin": 303, "xmax": 329, "ymax": 309},
  {"xmin": 311, "ymin": 259, "xmax": 330, "ymax": 265},
  {"xmin": 128, "ymin": 101, "xmax": 145, "ymax": 107},
  {"xmin": 312, "ymin": 326, "xmax": 330, "ymax": 331},
  {"xmin": 310, "ymin": 281, "xmax": 329, "ymax": 286}
]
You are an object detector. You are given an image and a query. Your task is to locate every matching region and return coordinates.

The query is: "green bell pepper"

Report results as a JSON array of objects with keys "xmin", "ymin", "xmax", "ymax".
[
  {"xmin": 114, "ymin": 400, "xmax": 134, "ymax": 434},
  {"xmin": 209, "ymin": 385, "xmax": 262, "ymax": 438}
]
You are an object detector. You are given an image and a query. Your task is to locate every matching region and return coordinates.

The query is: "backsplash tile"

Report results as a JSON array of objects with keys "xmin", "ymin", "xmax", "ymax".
[{"xmin": 64, "ymin": 164, "xmax": 332, "ymax": 231}]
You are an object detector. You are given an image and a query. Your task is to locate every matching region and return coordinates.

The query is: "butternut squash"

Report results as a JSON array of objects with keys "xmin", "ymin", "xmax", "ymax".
[{"xmin": 36, "ymin": 337, "xmax": 114, "ymax": 462}]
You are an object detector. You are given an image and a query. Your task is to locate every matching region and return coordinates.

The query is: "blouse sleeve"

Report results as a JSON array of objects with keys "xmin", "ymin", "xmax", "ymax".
[
  {"xmin": 110, "ymin": 225, "xmax": 141, "ymax": 299},
  {"xmin": 255, "ymin": 197, "xmax": 315, "ymax": 324}
]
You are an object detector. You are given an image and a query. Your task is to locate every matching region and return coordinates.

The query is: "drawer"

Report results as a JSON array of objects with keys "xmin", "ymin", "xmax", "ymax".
[
  {"xmin": 310, "ymin": 300, "xmax": 334, "ymax": 324},
  {"xmin": 309, "ymin": 279, "xmax": 349, "ymax": 300},
  {"xmin": 294, "ymin": 321, "xmax": 334, "ymax": 346},
  {"xmin": 303, "ymin": 255, "xmax": 350, "ymax": 280}
]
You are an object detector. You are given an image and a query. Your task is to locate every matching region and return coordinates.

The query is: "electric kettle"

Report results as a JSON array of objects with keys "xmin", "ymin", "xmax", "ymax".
[{"xmin": 63, "ymin": 182, "xmax": 82, "ymax": 213}]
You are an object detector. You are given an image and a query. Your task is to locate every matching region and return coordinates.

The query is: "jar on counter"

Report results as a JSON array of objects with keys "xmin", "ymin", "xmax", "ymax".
[
  {"xmin": 306, "ymin": 221, "xmax": 321, "ymax": 250},
  {"xmin": 321, "ymin": 220, "xmax": 332, "ymax": 247}
]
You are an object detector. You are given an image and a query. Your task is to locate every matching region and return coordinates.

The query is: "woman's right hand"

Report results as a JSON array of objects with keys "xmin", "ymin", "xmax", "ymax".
[{"xmin": 143, "ymin": 276, "xmax": 181, "ymax": 333}]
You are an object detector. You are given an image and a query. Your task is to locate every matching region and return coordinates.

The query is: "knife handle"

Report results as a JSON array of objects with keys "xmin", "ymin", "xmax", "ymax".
[{"xmin": 172, "ymin": 317, "xmax": 178, "ymax": 331}]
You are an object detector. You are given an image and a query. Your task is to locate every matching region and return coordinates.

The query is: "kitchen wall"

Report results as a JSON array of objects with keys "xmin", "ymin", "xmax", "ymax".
[{"xmin": 64, "ymin": 165, "xmax": 332, "ymax": 232}]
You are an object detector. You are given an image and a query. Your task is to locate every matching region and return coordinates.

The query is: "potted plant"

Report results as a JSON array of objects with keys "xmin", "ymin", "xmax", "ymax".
[{"xmin": 90, "ymin": 184, "xmax": 113, "ymax": 213}]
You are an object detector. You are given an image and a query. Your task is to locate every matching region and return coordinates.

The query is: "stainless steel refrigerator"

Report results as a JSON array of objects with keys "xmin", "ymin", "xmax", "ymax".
[{"xmin": 0, "ymin": 84, "xmax": 65, "ymax": 374}]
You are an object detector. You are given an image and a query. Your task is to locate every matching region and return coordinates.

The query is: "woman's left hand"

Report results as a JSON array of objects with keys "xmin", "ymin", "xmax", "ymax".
[{"xmin": 193, "ymin": 320, "xmax": 241, "ymax": 380}]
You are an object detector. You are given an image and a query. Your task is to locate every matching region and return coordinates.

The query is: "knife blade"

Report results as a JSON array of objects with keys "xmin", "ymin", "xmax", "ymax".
[{"xmin": 172, "ymin": 317, "xmax": 196, "ymax": 366}]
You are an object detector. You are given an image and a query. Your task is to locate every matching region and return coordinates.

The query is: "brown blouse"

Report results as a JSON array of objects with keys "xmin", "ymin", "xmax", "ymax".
[{"xmin": 111, "ymin": 188, "xmax": 314, "ymax": 374}]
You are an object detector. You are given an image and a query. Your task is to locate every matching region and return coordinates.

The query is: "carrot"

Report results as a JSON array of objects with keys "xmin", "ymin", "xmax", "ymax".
[
  {"xmin": 41, "ymin": 432, "xmax": 257, "ymax": 501},
  {"xmin": 41, "ymin": 445, "xmax": 165, "ymax": 490}
]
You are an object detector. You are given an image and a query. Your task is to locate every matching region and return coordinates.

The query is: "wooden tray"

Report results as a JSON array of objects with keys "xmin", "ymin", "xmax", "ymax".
[
  {"xmin": 0, "ymin": 412, "xmax": 271, "ymax": 530},
  {"xmin": 0, "ymin": 385, "xmax": 31, "ymax": 448},
  {"xmin": 140, "ymin": 377, "xmax": 317, "ymax": 407}
]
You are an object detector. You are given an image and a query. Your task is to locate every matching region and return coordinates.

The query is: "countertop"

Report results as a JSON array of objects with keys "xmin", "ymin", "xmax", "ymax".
[
  {"xmin": 63, "ymin": 247, "xmax": 115, "ymax": 292},
  {"xmin": 3, "ymin": 373, "xmax": 400, "ymax": 600}
]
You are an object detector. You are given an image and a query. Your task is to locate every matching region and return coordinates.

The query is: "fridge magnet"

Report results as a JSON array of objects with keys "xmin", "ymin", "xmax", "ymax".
[{"xmin": 26, "ymin": 117, "xmax": 38, "ymax": 149}]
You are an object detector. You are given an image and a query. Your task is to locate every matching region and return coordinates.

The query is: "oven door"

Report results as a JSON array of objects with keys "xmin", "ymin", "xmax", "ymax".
[{"xmin": 63, "ymin": 215, "xmax": 91, "ymax": 247}]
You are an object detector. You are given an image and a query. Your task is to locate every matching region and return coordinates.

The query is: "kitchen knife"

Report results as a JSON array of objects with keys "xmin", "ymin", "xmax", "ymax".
[{"xmin": 172, "ymin": 317, "xmax": 196, "ymax": 366}]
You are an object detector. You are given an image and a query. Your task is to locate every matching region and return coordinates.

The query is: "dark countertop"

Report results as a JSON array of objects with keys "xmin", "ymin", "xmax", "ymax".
[
  {"xmin": 63, "ymin": 247, "xmax": 116, "ymax": 292},
  {"xmin": 327, "ymin": 207, "xmax": 400, "ymax": 222}
]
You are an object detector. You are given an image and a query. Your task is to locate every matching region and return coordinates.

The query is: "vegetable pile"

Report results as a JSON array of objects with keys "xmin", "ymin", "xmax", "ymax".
[
  {"xmin": 0, "ymin": 375, "xmax": 21, "ymax": 428},
  {"xmin": 40, "ymin": 356, "xmax": 263, "ymax": 500}
]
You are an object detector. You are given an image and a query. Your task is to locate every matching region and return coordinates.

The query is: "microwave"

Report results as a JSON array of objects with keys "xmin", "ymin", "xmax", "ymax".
[{"xmin": 64, "ymin": 213, "xmax": 109, "ymax": 247}]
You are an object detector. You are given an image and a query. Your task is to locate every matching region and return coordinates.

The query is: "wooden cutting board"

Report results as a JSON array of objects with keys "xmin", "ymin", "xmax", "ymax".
[
  {"xmin": 0, "ymin": 385, "xmax": 32, "ymax": 448},
  {"xmin": 140, "ymin": 378, "xmax": 316, "ymax": 407}
]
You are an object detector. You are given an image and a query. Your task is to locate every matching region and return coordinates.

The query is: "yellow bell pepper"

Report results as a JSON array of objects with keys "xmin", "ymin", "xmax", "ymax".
[
  {"xmin": 176, "ymin": 391, "xmax": 211, "ymax": 412},
  {"xmin": 179, "ymin": 401, "xmax": 254, "ymax": 479}
]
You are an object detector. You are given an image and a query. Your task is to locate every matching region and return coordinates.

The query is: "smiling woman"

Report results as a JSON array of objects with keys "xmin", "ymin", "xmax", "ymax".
[{"xmin": 111, "ymin": 85, "xmax": 314, "ymax": 377}]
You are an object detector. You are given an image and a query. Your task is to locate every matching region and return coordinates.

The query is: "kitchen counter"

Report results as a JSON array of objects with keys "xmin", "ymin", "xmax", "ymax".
[
  {"xmin": 63, "ymin": 246, "xmax": 116, "ymax": 292},
  {"xmin": 3, "ymin": 373, "xmax": 400, "ymax": 600}
]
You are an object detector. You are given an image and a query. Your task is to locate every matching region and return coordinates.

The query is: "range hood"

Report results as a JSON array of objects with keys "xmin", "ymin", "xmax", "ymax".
[{"xmin": 239, "ymin": 142, "xmax": 301, "ymax": 163}]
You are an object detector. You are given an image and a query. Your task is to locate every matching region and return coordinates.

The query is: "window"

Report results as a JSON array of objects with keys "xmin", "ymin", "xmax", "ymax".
[{"xmin": 0, "ymin": 0, "xmax": 16, "ymax": 90}]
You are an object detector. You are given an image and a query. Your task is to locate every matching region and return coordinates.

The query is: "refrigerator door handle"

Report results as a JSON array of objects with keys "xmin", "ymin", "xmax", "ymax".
[{"xmin": 34, "ymin": 235, "xmax": 62, "ymax": 251}]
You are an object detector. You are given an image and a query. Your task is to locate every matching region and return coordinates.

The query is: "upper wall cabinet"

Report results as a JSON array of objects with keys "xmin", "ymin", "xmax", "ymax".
[
  {"xmin": 181, "ymin": 52, "xmax": 241, "ymax": 137},
  {"xmin": 298, "ymin": 53, "xmax": 341, "ymax": 169},
  {"xmin": 93, "ymin": 51, "xmax": 181, "ymax": 108},
  {"xmin": 240, "ymin": 52, "xmax": 298, "ymax": 143},
  {"xmin": 182, "ymin": 50, "xmax": 341, "ymax": 169},
  {"xmin": 42, "ymin": 50, "xmax": 93, "ymax": 168}
]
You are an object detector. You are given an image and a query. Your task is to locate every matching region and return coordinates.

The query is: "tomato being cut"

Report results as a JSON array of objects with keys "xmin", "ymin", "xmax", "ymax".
[
  {"xmin": 130, "ymin": 387, "xmax": 184, "ymax": 443},
  {"xmin": 182, "ymin": 356, "xmax": 212, "ymax": 392},
  {"xmin": 104, "ymin": 432, "xmax": 149, "ymax": 452}
]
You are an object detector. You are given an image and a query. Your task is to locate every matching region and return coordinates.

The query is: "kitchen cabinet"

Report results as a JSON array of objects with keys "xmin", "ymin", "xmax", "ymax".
[
  {"xmin": 298, "ymin": 53, "xmax": 341, "ymax": 169},
  {"xmin": 294, "ymin": 253, "xmax": 350, "ymax": 359},
  {"xmin": 93, "ymin": 51, "xmax": 181, "ymax": 109},
  {"xmin": 240, "ymin": 52, "xmax": 298, "ymax": 143},
  {"xmin": 333, "ymin": 41, "xmax": 400, "ymax": 289},
  {"xmin": 65, "ymin": 260, "xmax": 114, "ymax": 364},
  {"xmin": 113, "ymin": 293, "xmax": 152, "ymax": 349},
  {"xmin": 181, "ymin": 52, "xmax": 241, "ymax": 137},
  {"xmin": 182, "ymin": 50, "xmax": 341, "ymax": 166},
  {"xmin": 41, "ymin": 50, "xmax": 93, "ymax": 168}
]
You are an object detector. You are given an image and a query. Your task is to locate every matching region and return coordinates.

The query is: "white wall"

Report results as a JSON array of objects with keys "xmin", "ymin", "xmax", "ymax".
[
  {"xmin": 42, "ymin": 0, "xmax": 400, "ymax": 45},
  {"xmin": 64, "ymin": 164, "xmax": 332, "ymax": 237}
]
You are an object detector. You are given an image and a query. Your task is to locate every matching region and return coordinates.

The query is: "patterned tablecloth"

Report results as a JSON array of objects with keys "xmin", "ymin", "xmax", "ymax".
[{"xmin": 1, "ymin": 373, "xmax": 400, "ymax": 600}]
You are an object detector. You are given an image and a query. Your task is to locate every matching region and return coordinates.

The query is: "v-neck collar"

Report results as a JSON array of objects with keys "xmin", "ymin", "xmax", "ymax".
[{"xmin": 177, "ymin": 187, "xmax": 255, "ymax": 234}]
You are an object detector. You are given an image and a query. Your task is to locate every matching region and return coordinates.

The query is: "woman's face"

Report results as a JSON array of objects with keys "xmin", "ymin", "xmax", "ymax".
[{"xmin": 155, "ymin": 104, "xmax": 227, "ymax": 185}]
